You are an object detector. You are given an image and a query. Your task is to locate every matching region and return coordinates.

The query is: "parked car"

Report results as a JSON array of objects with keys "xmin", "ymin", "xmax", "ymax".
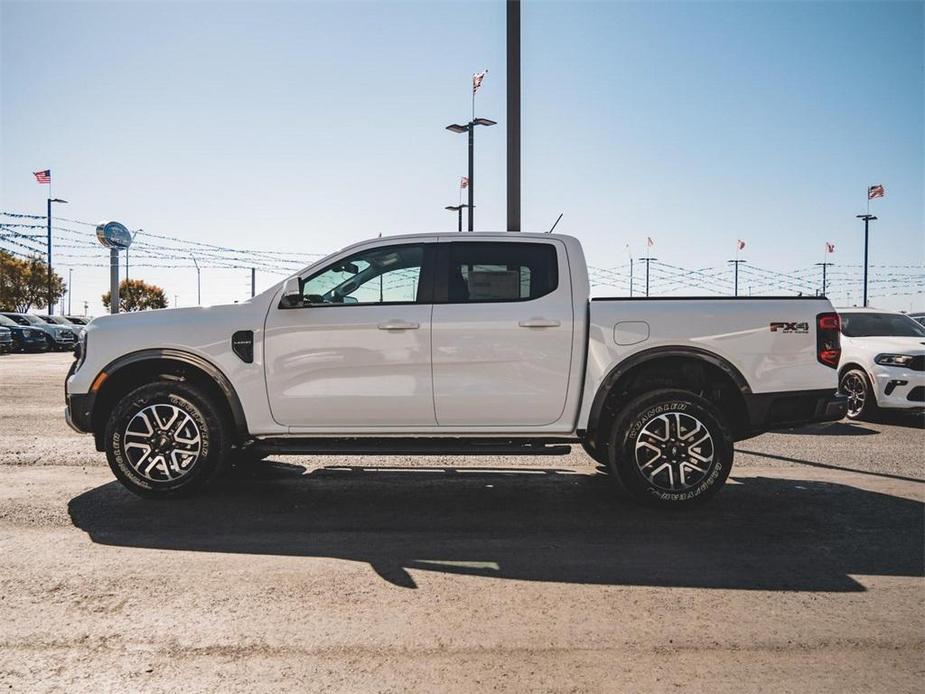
[
  {"xmin": 65, "ymin": 316, "xmax": 93, "ymax": 326},
  {"xmin": 37, "ymin": 314, "xmax": 86, "ymax": 337},
  {"xmin": 0, "ymin": 314, "xmax": 49, "ymax": 352},
  {"xmin": 0, "ymin": 326, "xmax": 12, "ymax": 354},
  {"xmin": 837, "ymin": 308, "xmax": 925, "ymax": 419},
  {"xmin": 66, "ymin": 232, "xmax": 846, "ymax": 505},
  {"xmin": 0, "ymin": 312, "xmax": 78, "ymax": 351}
]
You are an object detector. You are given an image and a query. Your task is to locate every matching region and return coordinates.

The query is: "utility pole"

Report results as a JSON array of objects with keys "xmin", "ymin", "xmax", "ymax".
[
  {"xmin": 507, "ymin": 0, "xmax": 521, "ymax": 232},
  {"xmin": 251, "ymin": 268, "xmax": 256, "ymax": 298},
  {"xmin": 856, "ymin": 214, "xmax": 876, "ymax": 307},
  {"xmin": 67, "ymin": 268, "xmax": 72, "ymax": 315},
  {"xmin": 639, "ymin": 257, "xmax": 657, "ymax": 297},
  {"xmin": 191, "ymin": 255, "xmax": 201, "ymax": 305},
  {"xmin": 727, "ymin": 259, "xmax": 747, "ymax": 296},
  {"xmin": 629, "ymin": 257, "xmax": 634, "ymax": 297},
  {"xmin": 815, "ymin": 261, "xmax": 835, "ymax": 297}
]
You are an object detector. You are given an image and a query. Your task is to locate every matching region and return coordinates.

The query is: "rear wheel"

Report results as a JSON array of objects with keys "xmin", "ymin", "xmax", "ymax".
[
  {"xmin": 840, "ymin": 368, "xmax": 878, "ymax": 420},
  {"xmin": 104, "ymin": 381, "xmax": 229, "ymax": 498},
  {"xmin": 607, "ymin": 389, "xmax": 733, "ymax": 507}
]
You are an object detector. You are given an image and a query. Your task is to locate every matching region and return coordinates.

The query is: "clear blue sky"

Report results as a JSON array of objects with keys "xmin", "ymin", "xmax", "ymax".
[{"xmin": 2, "ymin": 0, "xmax": 922, "ymax": 313}]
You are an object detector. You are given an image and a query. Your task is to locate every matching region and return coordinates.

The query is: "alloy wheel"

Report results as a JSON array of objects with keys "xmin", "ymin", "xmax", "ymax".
[
  {"xmin": 123, "ymin": 403, "xmax": 202, "ymax": 482},
  {"xmin": 634, "ymin": 412, "xmax": 715, "ymax": 492},
  {"xmin": 841, "ymin": 372, "xmax": 867, "ymax": 418}
]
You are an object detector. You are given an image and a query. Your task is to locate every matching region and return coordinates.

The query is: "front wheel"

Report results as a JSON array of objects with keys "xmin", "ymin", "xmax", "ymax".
[
  {"xmin": 104, "ymin": 381, "xmax": 230, "ymax": 498},
  {"xmin": 607, "ymin": 389, "xmax": 733, "ymax": 507}
]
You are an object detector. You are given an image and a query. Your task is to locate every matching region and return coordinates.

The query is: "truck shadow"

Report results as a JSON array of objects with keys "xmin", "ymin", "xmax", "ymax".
[{"xmin": 67, "ymin": 464, "xmax": 924, "ymax": 592}]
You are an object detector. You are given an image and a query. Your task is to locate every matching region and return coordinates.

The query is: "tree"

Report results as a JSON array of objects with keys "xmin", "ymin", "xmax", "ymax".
[
  {"xmin": 102, "ymin": 278, "xmax": 169, "ymax": 312},
  {"xmin": 0, "ymin": 251, "xmax": 66, "ymax": 313}
]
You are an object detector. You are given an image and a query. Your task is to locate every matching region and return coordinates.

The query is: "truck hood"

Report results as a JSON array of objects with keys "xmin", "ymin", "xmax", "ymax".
[{"xmin": 844, "ymin": 335, "xmax": 925, "ymax": 353}]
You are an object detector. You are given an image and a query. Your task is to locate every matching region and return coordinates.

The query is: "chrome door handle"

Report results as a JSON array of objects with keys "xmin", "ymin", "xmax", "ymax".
[
  {"xmin": 518, "ymin": 319, "xmax": 561, "ymax": 328},
  {"xmin": 377, "ymin": 320, "xmax": 420, "ymax": 330}
]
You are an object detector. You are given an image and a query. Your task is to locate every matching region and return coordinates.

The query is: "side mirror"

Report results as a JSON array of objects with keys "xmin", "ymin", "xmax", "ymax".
[{"xmin": 279, "ymin": 277, "xmax": 303, "ymax": 309}]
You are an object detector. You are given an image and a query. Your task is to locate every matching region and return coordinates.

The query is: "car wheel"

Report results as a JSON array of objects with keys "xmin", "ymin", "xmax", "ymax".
[
  {"xmin": 607, "ymin": 388, "xmax": 733, "ymax": 507},
  {"xmin": 839, "ymin": 368, "xmax": 878, "ymax": 420},
  {"xmin": 104, "ymin": 381, "xmax": 229, "ymax": 498}
]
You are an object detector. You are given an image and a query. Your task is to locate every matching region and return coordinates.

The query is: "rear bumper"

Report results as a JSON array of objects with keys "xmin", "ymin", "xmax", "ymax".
[{"xmin": 744, "ymin": 388, "xmax": 847, "ymax": 434}]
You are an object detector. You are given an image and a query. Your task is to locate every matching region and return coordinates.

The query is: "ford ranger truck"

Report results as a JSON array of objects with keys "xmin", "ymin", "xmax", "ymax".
[{"xmin": 64, "ymin": 233, "xmax": 847, "ymax": 506}]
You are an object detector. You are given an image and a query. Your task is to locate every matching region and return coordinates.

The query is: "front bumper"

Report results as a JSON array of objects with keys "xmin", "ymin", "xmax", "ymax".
[
  {"xmin": 745, "ymin": 388, "xmax": 848, "ymax": 434},
  {"xmin": 871, "ymin": 365, "xmax": 925, "ymax": 410}
]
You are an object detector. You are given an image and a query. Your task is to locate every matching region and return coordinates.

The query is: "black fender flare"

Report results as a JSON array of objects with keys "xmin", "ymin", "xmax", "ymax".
[
  {"xmin": 92, "ymin": 348, "xmax": 249, "ymax": 439},
  {"xmin": 585, "ymin": 345, "xmax": 752, "ymax": 436}
]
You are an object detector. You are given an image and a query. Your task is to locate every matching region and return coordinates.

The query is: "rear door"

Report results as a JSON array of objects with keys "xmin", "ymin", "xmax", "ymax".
[{"xmin": 431, "ymin": 239, "xmax": 574, "ymax": 426}]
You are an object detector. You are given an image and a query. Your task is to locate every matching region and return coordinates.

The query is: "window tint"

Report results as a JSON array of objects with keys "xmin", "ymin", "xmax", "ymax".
[
  {"xmin": 840, "ymin": 312, "xmax": 925, "ymax": 338},
  {"xmin": 445, "ymin": 242, "xmax": 558, "ymax": 303},
  {"xmin": 300, "ymin": 244, "xmax": 426, "ymax": 305}
]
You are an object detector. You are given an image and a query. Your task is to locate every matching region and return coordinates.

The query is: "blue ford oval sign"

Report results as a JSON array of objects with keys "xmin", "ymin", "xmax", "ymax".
[{"xmin": 95, "ymin": 221, "xmax": 133, "ymax": 249}]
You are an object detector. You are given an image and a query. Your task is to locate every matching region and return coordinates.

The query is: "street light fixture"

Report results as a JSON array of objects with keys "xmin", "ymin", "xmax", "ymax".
[
  {"xmin": 446, "ymin": 118, "xmax": 497, "ymax": 231},
  {"xmin": 46, "ymin": 198, "xmax": 67, "ymax": 314},
  {"xmin": 444, "ymin": 204, "xmax": 470, "ymax": 232}
]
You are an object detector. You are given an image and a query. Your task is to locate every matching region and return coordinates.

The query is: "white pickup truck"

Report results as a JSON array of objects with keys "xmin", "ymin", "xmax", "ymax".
[{"xmin": 65, "ymin": 233, "xmax": 846, "ymax": 506}]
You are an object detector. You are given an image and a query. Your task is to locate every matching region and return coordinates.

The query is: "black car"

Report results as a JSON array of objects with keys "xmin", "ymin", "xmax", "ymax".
[
  {"xmin": 0, "ymin": 314, "xmax": 49, "ymax": 353},
  {"xmin": 0, "ymin": 326, "xmax": 12, "ymax": 354}
]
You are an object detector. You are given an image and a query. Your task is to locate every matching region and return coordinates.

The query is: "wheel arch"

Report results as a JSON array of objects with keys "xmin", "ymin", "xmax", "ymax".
[
  {"xmin": 89, "ymin": 349, "xmax": 248, "ymax": 447},
  {"xmin": 586, "ymin": 346, "xmax": 752, "ymax": 446}
]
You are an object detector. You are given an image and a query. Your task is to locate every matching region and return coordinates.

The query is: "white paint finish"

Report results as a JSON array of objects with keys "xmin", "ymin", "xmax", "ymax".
[
  {"xmin": 578, "ymin": 298, "xmax": 838, "ymax": 428},
  {"xmin": 264, "ymin": 303, "xmax": 435, "ymax": 427},
  {"xmin": 614, "ymin": 321, "xmax": 650, "ymax": 346},
  {"xmin": 431, "ymin": 236, "xmax": 576, "ymax": 427},
  {"xmin": 68, "ymin": 296, "xmax": 285, "ymax": 435}
]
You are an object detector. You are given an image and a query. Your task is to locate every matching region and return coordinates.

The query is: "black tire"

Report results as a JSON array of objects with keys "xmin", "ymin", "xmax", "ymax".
[
  {"xmin": 104, "ymin": 381, "xmax": 230, "ymax": 498},
  {"xmin": 607, "ymin": 389, "xmax": 733, "ymax": 507},
  {"xmin": 839, "ymin": 368, "xmax": 878, "ymax": 421}
]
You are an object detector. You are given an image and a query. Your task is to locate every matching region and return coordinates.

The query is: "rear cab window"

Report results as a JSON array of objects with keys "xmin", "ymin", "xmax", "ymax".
[{"xmin": 440, "ymin": 242, "xmax": 559, "ymax": 303}]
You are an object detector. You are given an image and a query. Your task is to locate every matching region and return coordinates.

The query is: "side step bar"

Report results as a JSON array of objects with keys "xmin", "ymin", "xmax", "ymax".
[{"xmin": 252, "ymin": 437, "xmax": 575, "ymax": 456}]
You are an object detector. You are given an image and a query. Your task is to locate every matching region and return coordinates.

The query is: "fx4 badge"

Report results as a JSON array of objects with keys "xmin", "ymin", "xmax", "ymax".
[{"xmin": 770, "ymin": 322, "xmax": 809, "ymax": 334}]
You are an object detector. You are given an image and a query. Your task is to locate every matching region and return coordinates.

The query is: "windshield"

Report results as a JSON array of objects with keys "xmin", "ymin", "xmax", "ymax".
[
  {"xmin": 66, "ymin": 316, "xmax": 88, "ymax": 325},
  {"xmin": 0, "ymin": 315, "xmax": 18, "ymax": 327},
  {"xmin": 19, "ymin": 314, "xmax": 46, "ymax": 326},
  {"xmin": 43, "ymin": 316, "xmax": 72, "ymax": 325},
  {"xmin": 840, "ymin": 312, "xmax": 925, "ymax": 338}
]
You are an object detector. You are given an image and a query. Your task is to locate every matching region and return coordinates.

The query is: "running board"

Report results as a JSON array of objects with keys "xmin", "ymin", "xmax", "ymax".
[{"xmin": 252, "ymin": 437, "xmax": 574, "ymax": 456}]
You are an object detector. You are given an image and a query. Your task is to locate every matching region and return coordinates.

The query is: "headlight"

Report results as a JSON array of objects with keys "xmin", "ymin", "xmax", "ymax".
[
  {"xmin": 875, "ymin": 353, "xmax": 915, "ymax": 367},
  {"xmin": 74, "ymin": 331, "xmax": 87, "ymax": 370}
]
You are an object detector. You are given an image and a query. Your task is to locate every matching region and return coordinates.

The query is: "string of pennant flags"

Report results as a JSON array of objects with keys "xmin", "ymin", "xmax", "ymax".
[{"xmin": 2, "ymin": 210, "xmax": 921, "ymax": 302}]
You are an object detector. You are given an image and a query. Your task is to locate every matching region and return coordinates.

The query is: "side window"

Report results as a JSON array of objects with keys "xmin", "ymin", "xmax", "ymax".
[
  {"xmin": 445, "ymin": 242, "xmax": 558, "ymax": 303},
  {"xmin": 300, "ymin": 244, "xmax": 427, "ymax": 305}
]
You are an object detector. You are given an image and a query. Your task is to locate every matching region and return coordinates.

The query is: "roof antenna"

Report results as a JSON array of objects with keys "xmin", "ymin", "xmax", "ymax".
[{"xmin": 547, "ymin": 213, "xmax": 563, "ymax": 234}]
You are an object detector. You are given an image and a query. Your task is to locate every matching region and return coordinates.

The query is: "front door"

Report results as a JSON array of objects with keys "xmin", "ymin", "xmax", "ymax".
[
  {"xmin": 264, "ymin": 241, "xmax": 436, "ymax": 428},
  {"xmin": 431, "ymin": 239, "xmax": 574, "ymax": 427}
]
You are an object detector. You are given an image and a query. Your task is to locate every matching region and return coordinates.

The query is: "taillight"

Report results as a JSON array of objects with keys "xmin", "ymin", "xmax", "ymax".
[{"xmin": 817, "ymin": 312, "xmax": 841, "ymax": 368}]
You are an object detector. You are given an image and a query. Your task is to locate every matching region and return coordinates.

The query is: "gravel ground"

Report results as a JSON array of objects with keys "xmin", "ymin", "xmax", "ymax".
[{"xmin": 1, "ymin": 352, "xmax": 923, "ymax": 692}]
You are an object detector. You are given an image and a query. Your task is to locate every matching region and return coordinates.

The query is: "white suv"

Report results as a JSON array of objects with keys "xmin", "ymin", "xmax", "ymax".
[{"xmin": 837, "ymin": 308, "xmax": 925, "ymax": 419}]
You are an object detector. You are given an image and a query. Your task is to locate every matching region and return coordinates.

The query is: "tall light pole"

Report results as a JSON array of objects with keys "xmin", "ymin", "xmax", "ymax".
[
  {"xmin": 444, "ymin": 204, "xmax": 470, "ymax": 232},
  {"xmin": 507, "ymin": 0, "xmax": 521, "ymax": 232},
  {"xmin": 67, "ymin": 268, "xmax": 72, "ymax": 315},
  {"xmin": 191, "ymin": 255, "xmax": 201, "ymax": 305},
  {"xmin": 815, "ymin": 260, "xmax": 835, "ymax": 296},
  {"xmin": 727, "ymin": 259, "xmax": 747, "ymax": 296},
  {"xmin": 46, "ymin": 198, "xmax": 67, "ymax": 314},
  {"xmin": 856, "ymin": 214, "xmax": 876, "ymax": 307},
  {"xmin": 639, "ymin": 257, "xmax": 657, "ymax": 297},
  {"xmin": 446, "ymin": 118, "xmax": 496, "ymax": 231}
]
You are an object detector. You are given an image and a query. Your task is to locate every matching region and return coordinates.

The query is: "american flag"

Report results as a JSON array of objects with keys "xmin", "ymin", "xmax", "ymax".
[
  {"xmin": 472, "ymin": 69, "xmax": 487, "ymax": 94},
  {"xmin": 737, "ymin": 239, "xmax": 746, "ymax": 250},
  {"xmin": 868, "ymin": 184, "xmax": 885, "ymax": 200},
  {"xmin": 33, "ymin": 169, "xmax": 51, "ymax": 184},
  {"xmin": 460, "ymin": 176, "xmax": 469, "ymax": 189},
  {"xmin": 647, "ymin": 236, "xmax": 654, "ymax": 247},
  {"xmin": 826, "ymin": 242, "xmax": 835, "ymax": 253}
]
